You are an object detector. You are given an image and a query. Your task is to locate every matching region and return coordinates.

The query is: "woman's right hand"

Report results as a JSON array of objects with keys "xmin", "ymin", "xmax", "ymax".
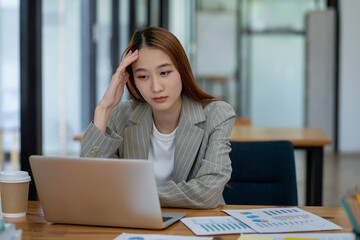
[{"xmin": 94, "ymin": 49, "xmax": 139, "ymax": 133}]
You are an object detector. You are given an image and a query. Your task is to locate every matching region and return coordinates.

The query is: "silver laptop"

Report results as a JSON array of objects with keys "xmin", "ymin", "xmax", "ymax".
[{"xmin": 29, "ymin": 155, "xmax": 185, "ymax": 229}]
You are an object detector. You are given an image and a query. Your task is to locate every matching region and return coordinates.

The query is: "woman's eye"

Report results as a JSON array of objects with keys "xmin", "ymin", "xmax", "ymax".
[
  {"xmin": 160, "ymin": 71, "xmax": 171, "ymax": 76},
  {"xmin": 137, "ymin": 75, "xmax": 148, "ymax": 79}
]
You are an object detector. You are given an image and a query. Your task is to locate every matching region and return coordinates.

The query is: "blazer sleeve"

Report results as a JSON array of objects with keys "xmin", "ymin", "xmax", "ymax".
[
  {"xmin": 157, "ymin": 102, "xmax": 235, "ymax": 209},
  {"xmin": 80, "ymin": 106, "xmax": 123, "ymax": 158}
]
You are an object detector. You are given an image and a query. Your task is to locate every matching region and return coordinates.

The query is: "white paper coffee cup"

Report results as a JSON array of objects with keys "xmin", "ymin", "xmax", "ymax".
[{"xmin": 0, "ymin": 171, "xmax": 31, "ymax": 218}]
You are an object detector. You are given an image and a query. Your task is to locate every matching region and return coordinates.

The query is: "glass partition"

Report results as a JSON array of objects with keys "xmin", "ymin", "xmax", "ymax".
[
  {"xmin": 96, "ymin": 0, "xmax": 112, "ymax": 104},
  {"xmin": 42, "ymin": 0, "xmax": 82, "ymax": 156},
  {"xmin": 195, "ymin": 0, "xmax": 238, "ymax": 107},
  {"xmin": 239, "ymin": 0, "xmax": 326, "ymax": 126},
  {"xmin": 0, "ymin": 0, "xmax": 20, "ymax": 170}
]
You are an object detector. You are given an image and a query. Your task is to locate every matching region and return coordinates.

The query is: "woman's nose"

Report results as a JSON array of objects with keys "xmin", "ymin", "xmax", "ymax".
[{"xmin": 151, "ymin": 77, "xmax": 164, "ymax": 93}]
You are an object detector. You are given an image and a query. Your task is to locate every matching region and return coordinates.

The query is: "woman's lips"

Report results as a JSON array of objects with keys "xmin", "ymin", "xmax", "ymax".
[{"xmin": 153, "ymin": 97, "xmax": 167, "ymax": 103}]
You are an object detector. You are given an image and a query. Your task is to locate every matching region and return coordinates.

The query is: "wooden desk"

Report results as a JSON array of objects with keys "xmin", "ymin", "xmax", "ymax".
[
  {"xmin": 10, "ymin": 201, "xmax": 351, "ymax": 240},
  {"xmin": 230, "ymin": 126, "xmax": 332, "ymax": 207},
  {"xmin": 73, "ymin": 132, "xmax": 83, "ymax": 141}
]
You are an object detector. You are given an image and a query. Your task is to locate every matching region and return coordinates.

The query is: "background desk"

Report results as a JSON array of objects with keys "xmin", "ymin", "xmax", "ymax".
[
  {"xmin": 230, "ymin": 126, "xmax": 331, "ymax": 206},
  {"xmin": 11, "ymin": 201, "xmax": 351, "ymax": 240}
]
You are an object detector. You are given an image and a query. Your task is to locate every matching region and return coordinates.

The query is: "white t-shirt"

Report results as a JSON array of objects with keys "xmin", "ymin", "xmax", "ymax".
[{"xmin": 148, "ymin": 123, "xmax": 176, "ymax": 187}]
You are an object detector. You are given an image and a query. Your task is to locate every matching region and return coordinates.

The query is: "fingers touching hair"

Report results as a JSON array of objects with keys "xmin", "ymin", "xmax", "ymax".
[{"xmin": 123, "ymin": 27, "xmax": 215, "ymax": 103}]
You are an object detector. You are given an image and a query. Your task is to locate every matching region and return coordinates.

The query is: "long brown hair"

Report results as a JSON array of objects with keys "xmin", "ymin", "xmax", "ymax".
[{"xmin": 122, "ymin": 27, "xmax": 216, "ymax": 103}]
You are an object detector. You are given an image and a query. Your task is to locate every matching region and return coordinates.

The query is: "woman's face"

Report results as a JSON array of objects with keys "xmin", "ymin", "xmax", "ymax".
[{"xmin": 132, "ymin": 47, "xmax": 182, "ymax": 115}]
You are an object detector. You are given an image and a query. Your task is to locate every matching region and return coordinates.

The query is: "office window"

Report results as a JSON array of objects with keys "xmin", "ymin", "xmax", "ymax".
[
  {"xmin": 169, "ymin": 0, "xmax": 195, "ymax": 68},
  {"xmin": 136, "ymin": 0, "xmax": 148, "ymax": 28},
  {"xmin": 247, "ymin": 0, "xmax": 322, "ymax": 31},
  {"xmin": 96, "ymin": 0, "xmax": 132, "ymax": 106},
  {"xmin": 195, "ymin": 0, "xmax": 238, "ymax": 106},
  {"xmin": 0, "ymin": 0, "xmax": 20, "ymax": 170},
  {"xmin": 42, "ymin": 0, "xmax": 82, "ymax": 156},
  {"xmin": 96, "ymin": 0, "xmax": 112, "ymax": 104},
  {"xmin": 240, "ymin": 0, "xmax": 327, "ymax": 126},
  {"xmin": 119, "ymin": 0, "xmax": 130, "ymax": 53}
]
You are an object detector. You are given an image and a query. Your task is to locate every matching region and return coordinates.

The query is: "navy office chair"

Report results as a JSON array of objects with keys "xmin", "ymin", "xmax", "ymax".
[{"xmin": 223, "ymin": 141, "xmax": 298, "ymax": 206}]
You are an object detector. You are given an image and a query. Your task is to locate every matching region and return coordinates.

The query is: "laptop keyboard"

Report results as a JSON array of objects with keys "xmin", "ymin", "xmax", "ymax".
[{"xmin": 162, "ymin": 216, "xmax": 173, "ymax": 223}]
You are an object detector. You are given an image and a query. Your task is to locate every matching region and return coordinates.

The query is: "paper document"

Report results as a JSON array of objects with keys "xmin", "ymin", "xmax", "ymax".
[
  {"xmin": 181, "ymin": 216, "xmax": 256, "ymax": 235},
  {"xmin": 240, "ymin": 233, "xmax": 356, "ymax": 240},
  {"xmin": 114, "ymin": 233, "xmax": 213, "ymax": 240},
  {"xmin": 224, "ymin": 207, "xmax": 342, "ymax": 233}
]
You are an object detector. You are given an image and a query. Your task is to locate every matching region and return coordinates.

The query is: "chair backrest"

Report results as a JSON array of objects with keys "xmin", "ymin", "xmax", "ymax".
[{"xmin": 223, "ymin": 141, "xmax": 298, "ymax": 206}]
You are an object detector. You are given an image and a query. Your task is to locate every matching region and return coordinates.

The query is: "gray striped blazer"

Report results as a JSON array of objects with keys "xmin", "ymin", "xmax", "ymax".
[{"xmin": 80, "ymin": 95, "xmax": 235, "ymax": 209}]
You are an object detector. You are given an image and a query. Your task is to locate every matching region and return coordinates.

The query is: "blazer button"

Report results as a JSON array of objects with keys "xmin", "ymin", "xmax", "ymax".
[
  {"xmin": 93, "ymin": 146, "xmax": 99, "ymax": 152},
  {"xmin": 90, "ymin": 151, "xmax": 97, "ymax": 157}
]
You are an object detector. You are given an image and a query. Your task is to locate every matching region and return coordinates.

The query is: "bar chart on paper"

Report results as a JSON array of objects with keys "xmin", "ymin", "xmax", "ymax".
[
  {"xmin": 224, "ymin": 208, "xmax": 342, "ymax": 233},
  {"xmin": 181, "ymin": 216, "xmax": 255, "ymax": 235}
]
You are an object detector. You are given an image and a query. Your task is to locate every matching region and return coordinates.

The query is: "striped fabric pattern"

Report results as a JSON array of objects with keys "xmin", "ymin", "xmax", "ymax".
[{"xmin": 80, "ymin": 95, "xmax": 235, "ymax": 209}]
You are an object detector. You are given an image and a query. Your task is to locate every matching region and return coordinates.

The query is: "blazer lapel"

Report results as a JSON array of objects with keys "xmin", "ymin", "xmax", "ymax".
[
  {"xmin": 173, "ymin": 96, "xmax": 206, "ymax": 183},
  {"xmin": 123, "ymin": 103, "xmax": 152, "ymax": 160}
]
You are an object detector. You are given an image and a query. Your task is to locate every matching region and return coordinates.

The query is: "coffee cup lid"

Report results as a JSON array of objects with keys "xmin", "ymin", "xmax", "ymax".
[{"xmin": 0, "ymin": 171, "xmax": 31, "ymax": 183}]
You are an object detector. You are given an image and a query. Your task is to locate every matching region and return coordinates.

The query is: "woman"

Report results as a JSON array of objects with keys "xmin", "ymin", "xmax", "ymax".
[{"xmin": 81, "ymin": 27, "xmax": 235, "ymax": 209}]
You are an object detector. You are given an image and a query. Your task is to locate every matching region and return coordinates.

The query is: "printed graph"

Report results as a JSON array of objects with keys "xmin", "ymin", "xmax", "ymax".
[
  {"xmin": 224, "ymin": 208, "xmax": 342, "ymax": 233},
  {"xmin": 191, "ymin": 217, "xmax": 248, "ymax": 232},
  {"xmin": 181, "ymin": 216, "xmax": 255, "ymax": 235},
  {"xmin": 239, "ymin": 208, "xmax": 315, "ymax": 229}
]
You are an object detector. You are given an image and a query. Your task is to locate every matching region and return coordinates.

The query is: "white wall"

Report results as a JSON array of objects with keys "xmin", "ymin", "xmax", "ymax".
[{"xmin": 339, "ymin": 0, "xmax": 360, "ymax": 152}]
